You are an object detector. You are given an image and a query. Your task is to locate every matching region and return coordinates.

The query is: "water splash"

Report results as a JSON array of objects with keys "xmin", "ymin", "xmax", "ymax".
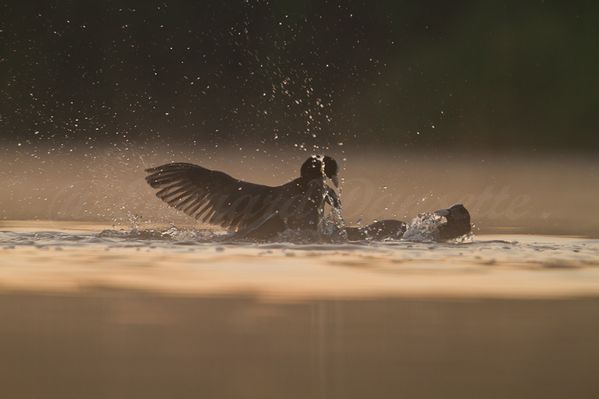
[
  {"xmin": 449, "ymin": 231, "xmax": 475, "ymax": 244},
  {"xmin": 402, "ymin": 212, "xmax": 447, "ymax": 242},
  {"xmin": 319, "ymin": 185, "xmax": 347, "ymax": 241}
]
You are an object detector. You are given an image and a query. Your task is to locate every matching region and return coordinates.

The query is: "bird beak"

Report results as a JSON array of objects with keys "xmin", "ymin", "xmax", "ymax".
[
  {"xmin": 331, "ymin": 175, "xmax": 339, "ymax": 188},
  {"xmin": 434, "ymin": 208, "xmax": 450, "ymax": 217}
]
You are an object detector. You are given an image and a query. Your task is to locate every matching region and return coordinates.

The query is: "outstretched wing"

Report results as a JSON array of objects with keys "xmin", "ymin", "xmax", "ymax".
[{"xmin": 145, "ymin": 163, "xmax": 276, "ymax": 231}]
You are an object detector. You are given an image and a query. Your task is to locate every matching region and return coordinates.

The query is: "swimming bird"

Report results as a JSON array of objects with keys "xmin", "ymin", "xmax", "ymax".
[
  {"xmin": 434, "ymin": 203, "xmax": 471, "ymax": 240},
  {"xmin": 145, "ymin": 155, "xmax": 340, "ymax": 239},
  {"xmin": 344, "ymin": 204, "xmax": 471, "ymax": 241}
]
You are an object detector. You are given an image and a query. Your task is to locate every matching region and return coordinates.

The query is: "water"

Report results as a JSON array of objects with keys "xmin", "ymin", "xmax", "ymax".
[
  {"xmin": 2, "ymin": 220, "xmax": 599, "ymax": 399},
  {"xmin": 403, "ymin": 212, "xmax": 449, "ymax": 241},
  {"xmin": 1, "ymin": 221, "xmax": 598, "ymax": 299}
]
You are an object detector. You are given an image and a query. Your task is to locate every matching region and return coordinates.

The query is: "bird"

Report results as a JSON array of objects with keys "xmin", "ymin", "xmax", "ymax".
[
  {"xmin": 434, "ymin": 203, "xmax": 471, "ymax": 240},
  {"xmin": 344, "ymin": 204, "xmax": 471, "ymax": 241},
  {"xmin": 145, "ymin": 155, "xmax": 340, "ymax": 239}
]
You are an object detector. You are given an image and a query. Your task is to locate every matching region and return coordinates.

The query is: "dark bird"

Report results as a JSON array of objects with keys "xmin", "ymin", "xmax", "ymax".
[
  {"xmin": 434, "ymin": 203, "xmax": 471, "ymax": 240},
  {"xmin": 344, "ymin": 204, "xmax": 471, "ymax": 241},
  {"xmin": 145, "ymin": 155, "xmax": 340, "ymax": 239}
]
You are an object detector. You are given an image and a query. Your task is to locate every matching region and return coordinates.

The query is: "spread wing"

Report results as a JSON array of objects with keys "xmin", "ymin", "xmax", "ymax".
[{"xmin": 145, "ymin": 163, "xmax": 277, "ymax": 231}]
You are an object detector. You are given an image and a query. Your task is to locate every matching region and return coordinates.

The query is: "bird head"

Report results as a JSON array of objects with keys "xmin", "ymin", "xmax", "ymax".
[
  {"xmin": 434, "ymin": 203, "xmax": 471, "ymax": 240},
  {"xmin": 300, "ymin": 155, "xmax": 339, "ymax": 187}
]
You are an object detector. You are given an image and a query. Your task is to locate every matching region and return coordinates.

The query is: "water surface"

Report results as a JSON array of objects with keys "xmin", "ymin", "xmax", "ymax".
[
  {"xmin": 2, "ymin": 220, "xmax": 598, "ymax": 299},
  {"xmin": 2, "ymin": 221, "xmax": 599, "ymax": 399}
]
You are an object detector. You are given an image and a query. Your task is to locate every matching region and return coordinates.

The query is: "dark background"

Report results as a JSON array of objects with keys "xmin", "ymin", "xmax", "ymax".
[{"xmin": 2, "ymin": 0, "xmax": 598, "ymax": 153}]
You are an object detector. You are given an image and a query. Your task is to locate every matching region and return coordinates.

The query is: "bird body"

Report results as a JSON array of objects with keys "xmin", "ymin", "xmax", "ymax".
[{"xmin": 145, "ymin": 156, "xmax": 339, "ymax": 238}]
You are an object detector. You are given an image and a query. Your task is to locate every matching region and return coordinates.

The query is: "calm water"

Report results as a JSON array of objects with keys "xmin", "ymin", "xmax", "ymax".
[{"xmin": 2, "ymin": 221, "xmax": 599, "ymax": 398}]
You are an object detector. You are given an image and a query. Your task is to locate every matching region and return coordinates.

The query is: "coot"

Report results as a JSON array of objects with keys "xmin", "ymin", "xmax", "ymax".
[{"xmin": 145, "ymin": 155, "xmax": 340, "ymax": 238}]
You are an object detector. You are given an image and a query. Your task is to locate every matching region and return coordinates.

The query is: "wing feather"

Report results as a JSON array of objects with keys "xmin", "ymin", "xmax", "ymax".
[{"xmin": 145, "ymin": 162, "xmax": 276, "ymax": 231}]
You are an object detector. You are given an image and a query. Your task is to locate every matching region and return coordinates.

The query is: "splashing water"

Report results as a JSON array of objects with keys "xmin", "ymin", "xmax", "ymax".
[
  {"xmin": 318, "ymin": 186, "xmax": 347, "ymax": 241},
  {"xmin": 402, "ymin": 212, "xmax": 447, "ymax": 242}
]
